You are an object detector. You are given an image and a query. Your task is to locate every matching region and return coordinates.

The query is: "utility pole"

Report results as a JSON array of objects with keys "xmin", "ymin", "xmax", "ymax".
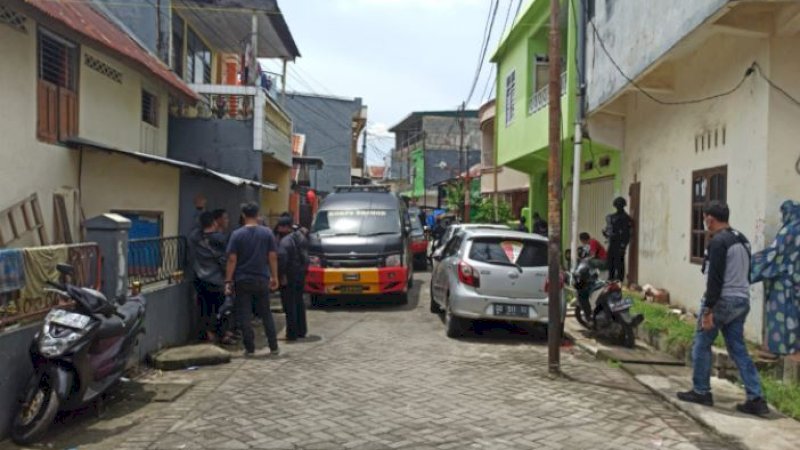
[
  {"xmin": 250, "ymin": 13, "xmax": 258, "ymax": 85},
  {"xmin": 546, "ymin": 0, "xmax": 563, "ymax": 376},
  {"xmin": 569, "ymin": 0, "xmax": 587, "ymax": 271},
  {"xmin": 362, "ymin": 128, "xmax": 367, "ymax": 180},
  {"xmin": 458, "ymin": 102, "xmax": 466, "ymax": 222}
]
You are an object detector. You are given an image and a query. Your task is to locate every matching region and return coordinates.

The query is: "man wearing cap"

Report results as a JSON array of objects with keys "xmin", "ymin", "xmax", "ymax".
[{"xmin": 276, "ymin": 216, "xmax": 309, "ymax": 341}]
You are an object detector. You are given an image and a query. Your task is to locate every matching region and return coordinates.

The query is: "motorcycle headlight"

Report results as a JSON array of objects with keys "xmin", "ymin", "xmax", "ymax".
[
  {"xmin": 385, "ymin": 254, "xmax": 402, "ymax": 267},
  {"xmin": 39, "ymin": 313, "xmax": 89, "ymax": 357}
]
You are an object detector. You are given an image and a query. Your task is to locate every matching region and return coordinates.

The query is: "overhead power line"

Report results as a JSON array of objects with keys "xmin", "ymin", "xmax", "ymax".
[
  {"xmin": 465, "ymin": 0, "xmax": 500, "ymax": 105},
  {"xmin": 589, "ymin": 20, "xmax": 755, "ymax": 106}
]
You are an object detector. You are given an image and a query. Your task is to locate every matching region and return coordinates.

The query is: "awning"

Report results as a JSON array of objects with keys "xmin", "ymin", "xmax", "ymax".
[
  {"xmin": 173, "ymin": 0, "xmax": 300, "ymax": 60},
  {"xmin": 65, "ymin": 137, "xmax": 278, "ymax": 191},
  {"xmin": 292, "ymin": 156, "xmax": 324, "ymax": 170}
]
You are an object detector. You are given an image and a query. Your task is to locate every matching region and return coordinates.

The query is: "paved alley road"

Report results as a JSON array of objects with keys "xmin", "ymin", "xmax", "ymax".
[{"xmin": 5, "ymin": 271, "xmax": 736, "ymax": 450}]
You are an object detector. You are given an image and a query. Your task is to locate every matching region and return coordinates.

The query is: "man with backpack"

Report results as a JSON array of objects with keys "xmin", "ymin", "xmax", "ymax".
[
  {"xmin": 603, "ymin": 197, "xmax": 634, "ymax": 282},
  {"xmin": 276, "ymin": 216, "xmax": 309, "ymax": 341}
]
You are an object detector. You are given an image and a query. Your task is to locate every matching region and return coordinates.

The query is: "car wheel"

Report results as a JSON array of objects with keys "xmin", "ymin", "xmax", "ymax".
[
  {"xmin": 445, "ymin": 301, "xmax": 466, "ymax": 338},
  {"xmin": 429, "ymin": 288, "xmax": 441, "ymax": 314}
]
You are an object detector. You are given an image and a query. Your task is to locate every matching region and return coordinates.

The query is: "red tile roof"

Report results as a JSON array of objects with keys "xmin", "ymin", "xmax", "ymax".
[{"xmin": 25, "ymin": 0, "xmax": 198, "ymax": 101}]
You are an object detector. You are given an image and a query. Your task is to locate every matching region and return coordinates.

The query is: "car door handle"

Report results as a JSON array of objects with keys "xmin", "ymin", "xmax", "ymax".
[{"xmin": 508, "ymin": 272, "xmax": 520, "ymax": 279}]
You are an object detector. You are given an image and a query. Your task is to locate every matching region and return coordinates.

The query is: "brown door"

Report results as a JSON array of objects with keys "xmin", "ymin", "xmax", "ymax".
[{"xmin": 628, "ymin": 182, "xmax": 641, "ymax": 286}]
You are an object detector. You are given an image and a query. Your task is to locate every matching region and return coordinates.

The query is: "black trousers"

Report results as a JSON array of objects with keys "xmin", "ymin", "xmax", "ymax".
[
  {"xmin": 281, "ymin": 279, "xmax": 307, "ymax": 339},
  {"xmin": 194, "ymin": 278, "xmax": 223, "ymax": 337},
  {"xmin": 234, "ymin": 279, "xmax": 279, "ymax": 353},
  {"xmin": 607, "ymin": 242, "xmax": 627, "ymax": 282}
]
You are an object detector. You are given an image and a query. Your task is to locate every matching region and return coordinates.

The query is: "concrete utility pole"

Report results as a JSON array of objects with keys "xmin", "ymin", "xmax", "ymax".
[
  {"xmin": 459, "ymin": 102, "xmax": 467, "ymax": 222},
  {"xmin": 547, "ymin": 0, "xmax": 563, "ymax": 375},
  {"xmin": 362, "ymin": 128, "xmax": 367, "ymax": 179},
  {"xmin": 250, "ymin": 13, "xmax": 258, "ymax": 85},
  {"xmin": 569, "ymin": 0, "xmax": 587, "ymax": 271}
]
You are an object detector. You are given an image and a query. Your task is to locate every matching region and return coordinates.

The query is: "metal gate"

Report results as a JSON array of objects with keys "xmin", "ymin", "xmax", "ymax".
[{"xmin": 565, "ymin": 177, "xmax": 615, "ymax": 242}]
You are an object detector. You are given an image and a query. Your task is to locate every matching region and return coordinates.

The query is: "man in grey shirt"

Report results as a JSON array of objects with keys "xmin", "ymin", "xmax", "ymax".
[{"xmin": 677, "ymin": 201, "xmax": 769, "ymax": 416}]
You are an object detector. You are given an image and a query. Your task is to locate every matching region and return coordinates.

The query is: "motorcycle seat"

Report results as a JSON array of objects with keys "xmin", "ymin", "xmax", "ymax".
[
  {"xmin": 95, "ymin": 315, "xmax": 125, "ymax": 339},
  {"xmin": 117, "ymin": 302, "xmax": 143, "ymax": 329}
]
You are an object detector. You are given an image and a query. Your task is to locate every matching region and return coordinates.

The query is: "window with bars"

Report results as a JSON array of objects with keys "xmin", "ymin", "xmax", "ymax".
[
  {"xmin": 690, "ymin": 165, "xmax": 727, "ymax": 263},
  {"xmin": 37, "ymin": 29, "xmax": 78, "ymax": 144},
  {"xmin": 505, "ymin": 70, "xmax": 516, "ymax": 127},
  {"xmin": 533, "ymin": 55, "xmax": 549, "ymax": 93},
  {"xmin": 141, "ymin": 90, "xmax": 158, "ymax": 127},
  {"xmin": 186, "ymin": 28, "xmax": 211, "ymax": 84}
]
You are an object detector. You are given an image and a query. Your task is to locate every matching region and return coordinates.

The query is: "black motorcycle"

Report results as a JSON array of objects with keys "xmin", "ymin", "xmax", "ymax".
[
  {"xmin": 571, "ymin": 261, "xmax": 643, "ymax": 348},
  {"xmin": 11, "ymin": 264, "xmax": 146, "ymax": 444}
]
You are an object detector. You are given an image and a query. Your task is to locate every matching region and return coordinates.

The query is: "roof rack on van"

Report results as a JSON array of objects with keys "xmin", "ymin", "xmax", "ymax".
[{"xmin": 334, "ymin": 185, "xmax": 391, "ymax": 193}]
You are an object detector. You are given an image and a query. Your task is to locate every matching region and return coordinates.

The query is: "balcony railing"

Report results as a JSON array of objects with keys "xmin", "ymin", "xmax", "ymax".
[
  {"xmin": 0, "ymin": 243, "xmax": 101, "ymax": 332},
  {"xmin": 171, "ymin": 84, "xmax": 293, "ymax": 167},
  {"xmin": 528, "ymin": 72, "xmax": 567, "ymax": 115},
  {"xmin": 128, "ymin": 236, "xmax": 187, "ymax": 289}
]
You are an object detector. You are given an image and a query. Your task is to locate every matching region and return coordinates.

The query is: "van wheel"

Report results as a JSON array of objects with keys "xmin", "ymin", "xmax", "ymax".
[{"xmin": 310, "ymin": 295, "xmax": 323, "ymax": 309}]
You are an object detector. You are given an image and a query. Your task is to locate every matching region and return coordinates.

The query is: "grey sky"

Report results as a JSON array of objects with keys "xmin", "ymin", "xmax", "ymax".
[{"xmin": 261, "ymin": 0, "xmax": 517, "ymax": 166}]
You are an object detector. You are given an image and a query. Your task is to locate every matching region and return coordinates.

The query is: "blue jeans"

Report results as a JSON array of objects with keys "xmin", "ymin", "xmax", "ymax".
[{"xmin": 691, "ymin": 296, "xmax": 763, "ymax": 400}]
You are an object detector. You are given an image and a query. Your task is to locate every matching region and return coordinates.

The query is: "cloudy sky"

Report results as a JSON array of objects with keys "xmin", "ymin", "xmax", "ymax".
[{"xmin": 261, "ymin": 0, "xmax": 522, "ymax": 166}]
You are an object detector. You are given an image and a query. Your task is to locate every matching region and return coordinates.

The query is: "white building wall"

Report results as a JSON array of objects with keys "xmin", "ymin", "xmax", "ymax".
[
  {"xmin": 621, "ymin": 34, "xmax": 770, "ymax": 342},
  {"xmin": 0, "ymin": 18, "xmax": 79, "ymax": 247}
]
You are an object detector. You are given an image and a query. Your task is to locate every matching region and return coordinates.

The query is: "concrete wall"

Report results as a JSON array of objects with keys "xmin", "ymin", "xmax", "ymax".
[
  {"xmin": 81, "ymin": 151, "xmax": 181, "ymax": 236},
  {"xmin": 262, "ymin": 162, "xmax": 291, "ymax": 220},
  {"xmin": 619, "ymin": 33, "xmax": 770, "ymax": 341},
  {"xmin": 0, "ymin": 324, "xmax": 39, "ymax": 439},
  {"xmin": 766, "ymin": 37, "xmax": 800, "ymax": 239},
  {"xmin": 177, "ymin": 173, "xmax": 258, "ymax": 237},
  {"xmin": 168, "ymin": 118, "xmax": 262, "ymax": 181},
  {"xmin": 481, "ymin": 167, "xmax": 530, "ymax": 195},
  {"xmin": 282, "ymin": 94, "xmax": 363, "ymax": 194},
  {"xmin": 586, "ymin": 0, "xmax": 729, "ymax": 112},
  {"xmin": 422, "ymin": 116, "xmax": 481, "ymax": 152},
  {"xmin": 79, "ymin": 47, "xmax": 171, "ymax": 157},
  {"xmin": 137, "ymin": 282, "xmax": 196, "ymax": 361}
]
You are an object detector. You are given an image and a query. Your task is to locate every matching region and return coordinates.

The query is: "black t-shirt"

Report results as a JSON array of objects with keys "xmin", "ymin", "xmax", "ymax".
[{"xmin": 226, "ymin": 225, "xmax": 277, "ymax": 283}]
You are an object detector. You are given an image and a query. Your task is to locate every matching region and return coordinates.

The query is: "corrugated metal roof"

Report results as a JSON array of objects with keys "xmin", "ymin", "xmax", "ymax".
[{"xmin": 24, "ymin": 0, "xmax": 198, "ymax": 101}]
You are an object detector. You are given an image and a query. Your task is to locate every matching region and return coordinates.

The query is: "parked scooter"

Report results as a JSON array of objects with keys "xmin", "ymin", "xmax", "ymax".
[
  {"xmin": 570, "ymin": 260, "xmax": 643, "ymax": 348},
  {"xmin": 11, "ymin": 264, "xmax": 146, "ymax": 445}
]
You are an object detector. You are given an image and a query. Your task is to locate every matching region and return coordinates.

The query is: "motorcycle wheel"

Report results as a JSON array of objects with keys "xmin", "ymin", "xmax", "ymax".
[
  {"xmin": 621, "ymin": 323, "xmax": 636, "ymax": 349},
  {"xmin": 11, "ymin": 376, "xmax": 60, "ymax": 445},
  {"xmin": 574, "ymin": 304, "xmax": 591, "ymax": 329}
]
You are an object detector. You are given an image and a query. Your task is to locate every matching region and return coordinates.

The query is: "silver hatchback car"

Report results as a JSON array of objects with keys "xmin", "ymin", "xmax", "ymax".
[{"xmin": 430, "ymin": 228, "xmax": 566, "ymax": 338}]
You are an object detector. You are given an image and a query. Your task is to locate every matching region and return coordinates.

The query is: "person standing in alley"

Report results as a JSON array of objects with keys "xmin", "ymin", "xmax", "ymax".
[
  {"xmin": 276, "ymin": 217, "xmax": 309, "ymax": 341},
  {"xmin": 224, "ymin": 202, "xmax": 280, "ymax": 357},
  {"xmin": 603, "ymin": 197, "xmax": 633, "ymax": 282},
  {"xmin": 751, "ymin": 200, "xmax": 800, "ymax": 359},
  {"xmin": 190, "ymin": 212, "xmax": 226, "ymax": 342},
  {"xmin": 677, "ymin": 201, "xmax": 769, "ymax": 416}
]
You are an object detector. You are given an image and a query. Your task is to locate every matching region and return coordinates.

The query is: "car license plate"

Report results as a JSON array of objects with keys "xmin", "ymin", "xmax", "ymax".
[
  {"xmin": 339, "ymin": 285, "xmax": 364, "ymax": 294},
  {"xmin": 48, "ymin": 309, "xmax": 91, "ymax": 329},
  {"xmin": 610, "ymin": 297, "xmax": 633, "ymax": 312},
  {"xmin": 493, "ymin": 304, "xmax": 529, "ymax": 318}
]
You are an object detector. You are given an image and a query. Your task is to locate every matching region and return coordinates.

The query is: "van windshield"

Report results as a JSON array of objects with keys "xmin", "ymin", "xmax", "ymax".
[{"xmin": 312, "ymin": 209, "xmax": 401, "ymax": 236}]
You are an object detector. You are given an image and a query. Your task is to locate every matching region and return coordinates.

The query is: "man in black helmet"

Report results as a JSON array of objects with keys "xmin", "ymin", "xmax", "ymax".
[{"xmin": 603, "ymin": 197, "xmax": 634, "ymax": 282}]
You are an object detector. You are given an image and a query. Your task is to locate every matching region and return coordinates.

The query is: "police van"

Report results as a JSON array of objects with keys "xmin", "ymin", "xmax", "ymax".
[{"xmin": 305, "ymin": 185, "xmax": 414, "ymax": 304}]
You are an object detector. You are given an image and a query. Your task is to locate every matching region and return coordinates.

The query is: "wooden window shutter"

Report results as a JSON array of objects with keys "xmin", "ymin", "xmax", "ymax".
[
  {"xmin": 37, "ymin": 79, "xmax": 58, "ymax": 142},
  {"xmin": 58, "ymin": 88, "xmax": 78, "ymax": 141}
]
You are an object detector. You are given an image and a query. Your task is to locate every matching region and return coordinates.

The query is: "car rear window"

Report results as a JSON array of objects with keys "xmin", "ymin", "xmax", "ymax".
[{"xmin": 468, "ymin": 237, "xmax": 547, "ymax": 267}]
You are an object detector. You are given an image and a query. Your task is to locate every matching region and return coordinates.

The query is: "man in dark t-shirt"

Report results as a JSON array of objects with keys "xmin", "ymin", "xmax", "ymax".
[{"xmin": 225, "ymin": 202, "xmax": 280, "ymax": 356}]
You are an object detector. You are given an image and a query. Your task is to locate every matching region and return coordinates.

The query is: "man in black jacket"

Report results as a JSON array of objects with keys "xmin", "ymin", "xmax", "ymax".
[
  {"xmin": 677, "ymin": 201, "xmax": 769, "ymax": 416},
  {"xmin": 190, "ymin": 211, "xmax": 226, "ymax": 341},
  {"xmin": 277, "ymin": 217, "xmax": 309, "ymax": 341},
  {"xmin": 603, "ymin": 197, "xmax": 633, "ymax": 282}
]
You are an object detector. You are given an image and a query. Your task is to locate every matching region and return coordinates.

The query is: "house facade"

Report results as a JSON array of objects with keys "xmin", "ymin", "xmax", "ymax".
[
  {"xmin": 586, "ymin": 0, "xmax": 800, "ymax": 341},
  {"xmin": 492, "ymin": 0, "xmax": 622, "ymax": 242},
  {"xmin": 282, "ymin": 93, "xmax": 368, "ymax": 196},
  {"xmin": 478, "ymin": 99, "xmax": 529, "ymax": 218},
  {"xmin": 0, "ymin": 0, "xmax": 200, "ymax": 245},
  {"xmin": 388, "ymin": 111, "xmax": 482, "ymax": 208}
]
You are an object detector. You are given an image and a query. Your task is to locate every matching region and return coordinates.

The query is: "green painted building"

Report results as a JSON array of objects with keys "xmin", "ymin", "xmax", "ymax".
[{"xmin": 491, "ymin": 0, "xmax": 621, "ymax": 242}]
